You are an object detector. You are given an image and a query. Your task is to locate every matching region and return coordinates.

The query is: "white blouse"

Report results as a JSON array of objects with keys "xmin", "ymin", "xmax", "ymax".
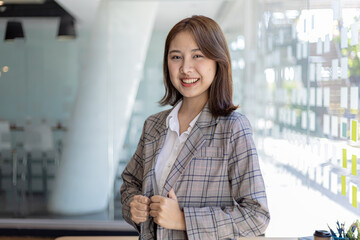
[{"xmin": 154, "ymin": 100, "xmax": 201, "ymax": 194}]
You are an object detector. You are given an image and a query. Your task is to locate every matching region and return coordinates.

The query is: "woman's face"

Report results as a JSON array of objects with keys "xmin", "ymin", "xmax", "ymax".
[{"xmin": 167, "ymin": 31, "xmax": 216, "ymax": 103}]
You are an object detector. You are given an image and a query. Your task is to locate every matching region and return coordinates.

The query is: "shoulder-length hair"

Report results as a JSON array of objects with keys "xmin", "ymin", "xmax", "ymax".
[{"xmin": 159, "ymin": 15, "xmax": 238, "ymax": 117}]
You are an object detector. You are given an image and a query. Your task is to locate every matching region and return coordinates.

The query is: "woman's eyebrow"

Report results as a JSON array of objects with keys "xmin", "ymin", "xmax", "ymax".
[
  {"xmin": 169, "ymin": 50, "xmax": 181, "ymax": 54},
  {"xmin": 168, "ymin": 48, "xmax": 201, "ymax": 54}
]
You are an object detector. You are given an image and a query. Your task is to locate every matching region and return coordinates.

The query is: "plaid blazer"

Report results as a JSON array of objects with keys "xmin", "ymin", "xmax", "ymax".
[{"xmin": 121, "ymin": 104, "xmax": 270, "ymax": 240}]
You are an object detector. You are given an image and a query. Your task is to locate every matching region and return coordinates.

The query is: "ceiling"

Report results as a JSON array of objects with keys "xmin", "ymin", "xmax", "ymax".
[
  {"xmin": 262, "ymin": 0, "xmax": 360, "ymax": 11},
  {"xmin": 0, "ymin": 0, "xmax": 323, "ymax": 35},
  {"xmin": 55, "ymin": 0, "xmax": 245, "ymax": 33},
  {"xmin": 0, "ymin": 0, "xmax": 74, "ymax": 18},
  {"xmin": 153, "ymin": 1, "xmax": 224, "ymax": 31},
  {"xmin": 0, "ymin": 0, "xmax": 246, "ymax": 44},
  {"xmin": 2, "ymin": 0, "xmax": 45, "ymax": 3},
  {"xmin": 2, "ymin": 0, "xmax": 358, "ymax": 38}
]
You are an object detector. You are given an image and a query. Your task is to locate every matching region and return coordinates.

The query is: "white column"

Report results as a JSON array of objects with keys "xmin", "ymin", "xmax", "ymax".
[{"xmin": 48, "ymin": 0, "xmax": 158, "ymax": 214}]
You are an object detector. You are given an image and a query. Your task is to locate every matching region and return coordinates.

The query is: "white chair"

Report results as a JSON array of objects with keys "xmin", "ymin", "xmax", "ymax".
[
  {"xmin": 0, "ymin": 149, "xmax": 13, "ymax": 192},
  {"xmin": 0, "ymin": 121, "xmax": 11, "ymax": 151},
  {"xmin": 24, "ymin": 119, "xmax": 56, "ymax": 195},
  {"xmin": 28, "ymin": 120, "xmax": 54, "ymax": 152},
  {"xmin": 0, "ymin": 121, "xmax": 12, "ymax": 195},
  {"xmin": 0, "ymin": 121, "xmax": 28, "ymax": 216}
]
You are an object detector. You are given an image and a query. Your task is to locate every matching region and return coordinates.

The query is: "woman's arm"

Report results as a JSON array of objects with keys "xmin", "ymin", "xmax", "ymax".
[{"xmin": 183, "ymin": 115, "xmax": 270, "ymax": 239}]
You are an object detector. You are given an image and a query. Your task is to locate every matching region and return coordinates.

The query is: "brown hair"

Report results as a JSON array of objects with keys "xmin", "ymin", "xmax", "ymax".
[{"xmin": 159, "ymin": 15, "xmax": 238, "ymax": 117}]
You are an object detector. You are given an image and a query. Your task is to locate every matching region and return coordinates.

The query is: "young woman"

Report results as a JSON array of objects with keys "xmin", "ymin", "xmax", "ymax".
[{"xmin": 120, "ymin": 15, "xmax": 270, "ymax": 240}]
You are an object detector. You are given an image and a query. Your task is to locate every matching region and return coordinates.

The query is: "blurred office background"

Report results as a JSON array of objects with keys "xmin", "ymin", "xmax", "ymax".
[{"xmin": 0, "ymin": 0, "xmax": 359, "ymax": 237}]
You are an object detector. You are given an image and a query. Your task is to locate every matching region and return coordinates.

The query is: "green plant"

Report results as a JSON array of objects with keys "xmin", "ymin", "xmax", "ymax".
[
  {"xmin": 347, "ymin": 220, "xmax": 360, "ymax": 240},
  {"xmin": 328, "ymin": 221, "xmax": 347, "ymax": 238}
]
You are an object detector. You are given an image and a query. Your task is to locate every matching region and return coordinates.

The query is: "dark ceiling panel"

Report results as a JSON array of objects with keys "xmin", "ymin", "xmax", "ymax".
[{"xmin": 0, "ymin": 0, "xmax": 74, "ymax": 19}]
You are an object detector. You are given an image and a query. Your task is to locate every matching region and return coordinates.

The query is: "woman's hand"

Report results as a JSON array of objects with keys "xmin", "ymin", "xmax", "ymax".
[
  {"xmin": 150, "ymin": 189, "xmax": 186, "ymax": 230},
  {"xmin": 129, "ymin": 195, "xmax": 151, "ymax": 224}
]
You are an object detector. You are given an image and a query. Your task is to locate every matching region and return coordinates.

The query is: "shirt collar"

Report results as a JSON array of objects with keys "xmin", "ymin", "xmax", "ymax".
[
  {"xmin": 189, "ymin": 111, "xmax": 201, "ymax": 128},
  {"xmin": 166, "ymin": 100, "xmax": 182, "ymax": 130},
  {"xmin": 166, "ymin": 100, "xmax": 201, "ymax": 133}
]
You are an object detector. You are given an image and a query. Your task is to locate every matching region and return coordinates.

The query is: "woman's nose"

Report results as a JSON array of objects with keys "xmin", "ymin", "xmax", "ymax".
[{"xmin": 180, "ymin": 58, "xmax": 193, "ymax": 74}]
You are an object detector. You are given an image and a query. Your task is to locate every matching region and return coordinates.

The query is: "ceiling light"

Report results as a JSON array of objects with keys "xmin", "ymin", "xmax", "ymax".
[
  {"xmin": 57, "ymin": 16, "xmax": 76, "ymax": 40},
  {"xmin": 4, "ymin": 21, "xmax": 25, "ymax": 42}
]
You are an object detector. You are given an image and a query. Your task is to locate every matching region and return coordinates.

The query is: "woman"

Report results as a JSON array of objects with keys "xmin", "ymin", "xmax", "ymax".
[{"xmin": 121, "ymin": 15, "xmax": 270, "ymax": 240}]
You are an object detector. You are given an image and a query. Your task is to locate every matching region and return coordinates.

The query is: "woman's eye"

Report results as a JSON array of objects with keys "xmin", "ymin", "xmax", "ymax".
[
  {"xmin": 194, "ymin": 55, "xmax": 203, "ymax": 58},
  {"xmin": 171, "ymin": 55, "xmax": 182, "ymax": 60}
]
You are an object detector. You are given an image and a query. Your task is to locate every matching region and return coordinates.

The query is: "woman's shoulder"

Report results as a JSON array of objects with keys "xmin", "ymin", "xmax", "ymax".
[
  {"xmin": 218, "ymin": 110, "xmax": 253, "ymax": 132},
  {"xmin": 147, "ymin": 108, "xmax": 171, "ymax": 121},
  {"xmin": 143, "ymin": 108, "xmax": 172, "ymax": 129}
]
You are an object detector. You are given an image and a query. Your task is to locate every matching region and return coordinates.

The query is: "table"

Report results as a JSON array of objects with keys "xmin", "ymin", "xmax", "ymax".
[
  {"xmin": 56, "ymin": 238, "xmax": 138, "ymax": 240},
  {"xmin": 55, "ymin": 237, "xmax": 298, "ymax": 240}
]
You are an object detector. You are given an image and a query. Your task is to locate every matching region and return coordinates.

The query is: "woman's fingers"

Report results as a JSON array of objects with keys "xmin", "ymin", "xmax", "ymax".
[
  {"xmin": 130, "ymin": 195, "xmax": 151, "ymax": 224},
  {"xmin": 133, "ymin": 195, "xmax": 151, "ymax": 204},
  {"xmin": 132, "ymin": 205, "xmax": 149, "ymax": 217}
]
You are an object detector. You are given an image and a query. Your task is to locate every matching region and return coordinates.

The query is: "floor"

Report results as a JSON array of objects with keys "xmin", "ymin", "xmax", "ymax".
[{"xmin": 259, "ymin": 149, "xmax": 359, "ymax": 237}]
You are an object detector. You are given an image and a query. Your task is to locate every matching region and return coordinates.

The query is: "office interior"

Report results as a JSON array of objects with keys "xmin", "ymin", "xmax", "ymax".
[{"xmin": 0, "ymin": 0, "xmax": 359, "ymax": 238}]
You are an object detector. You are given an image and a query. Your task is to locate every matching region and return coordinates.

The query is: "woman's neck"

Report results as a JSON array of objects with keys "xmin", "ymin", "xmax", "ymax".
[{"xmin": 179, "ymin": 95, "xmax": 208, "ymax": 118}]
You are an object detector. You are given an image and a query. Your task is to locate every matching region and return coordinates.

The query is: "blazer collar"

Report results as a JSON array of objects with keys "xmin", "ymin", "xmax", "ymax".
[
  {"xmin": 195, "ymin": 103, "xmax": 219, "ymax": 128},
  {"xmin": 153, "ymin": 109, "xmax": 170, "ymax": 135}
]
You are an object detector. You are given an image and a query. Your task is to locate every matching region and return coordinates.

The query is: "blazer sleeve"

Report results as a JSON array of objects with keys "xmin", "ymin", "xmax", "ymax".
[
  {"xmin": 120, "ymin": 123, "xmax": 146, "ymax": 232},
  {"xmin": 183, "ymin": 114, "xmax": 270, "ymax": 239}
]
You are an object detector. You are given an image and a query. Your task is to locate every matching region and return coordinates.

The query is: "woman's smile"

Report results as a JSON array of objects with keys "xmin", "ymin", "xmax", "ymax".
[{"xmin": 180, "ymin": 77, "xmax": 200, "ymax": 86}]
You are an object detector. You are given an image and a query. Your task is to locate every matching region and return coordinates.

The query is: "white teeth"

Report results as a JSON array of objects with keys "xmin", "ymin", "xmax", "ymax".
[{"xmin": 182, "ymin": 78, "xmax": 199, "ymax": 84}]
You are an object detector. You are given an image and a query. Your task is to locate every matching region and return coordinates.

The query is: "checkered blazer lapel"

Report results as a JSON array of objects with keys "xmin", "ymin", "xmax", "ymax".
[
  {"xmin": 140, "ymin": 110, "xmax": 169, "ymax": 240},
  {"xmin": 142, "ymin": 111, "xmax": 169, "ymax": 198},
  {"xmin": 160, "ymin": 104, "xmax": 218, "ymax": 196}
]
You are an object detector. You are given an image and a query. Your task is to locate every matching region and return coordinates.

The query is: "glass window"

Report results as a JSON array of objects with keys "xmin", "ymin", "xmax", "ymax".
[{"xmin": 247, "ymin": 0, "xmax": 360, "ymax": 236}]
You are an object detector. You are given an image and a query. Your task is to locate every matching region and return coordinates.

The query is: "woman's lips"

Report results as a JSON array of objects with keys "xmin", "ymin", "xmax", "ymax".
[{"xmin": 180, "ymin": 78, "xmax": 200, "ymax": 87}]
